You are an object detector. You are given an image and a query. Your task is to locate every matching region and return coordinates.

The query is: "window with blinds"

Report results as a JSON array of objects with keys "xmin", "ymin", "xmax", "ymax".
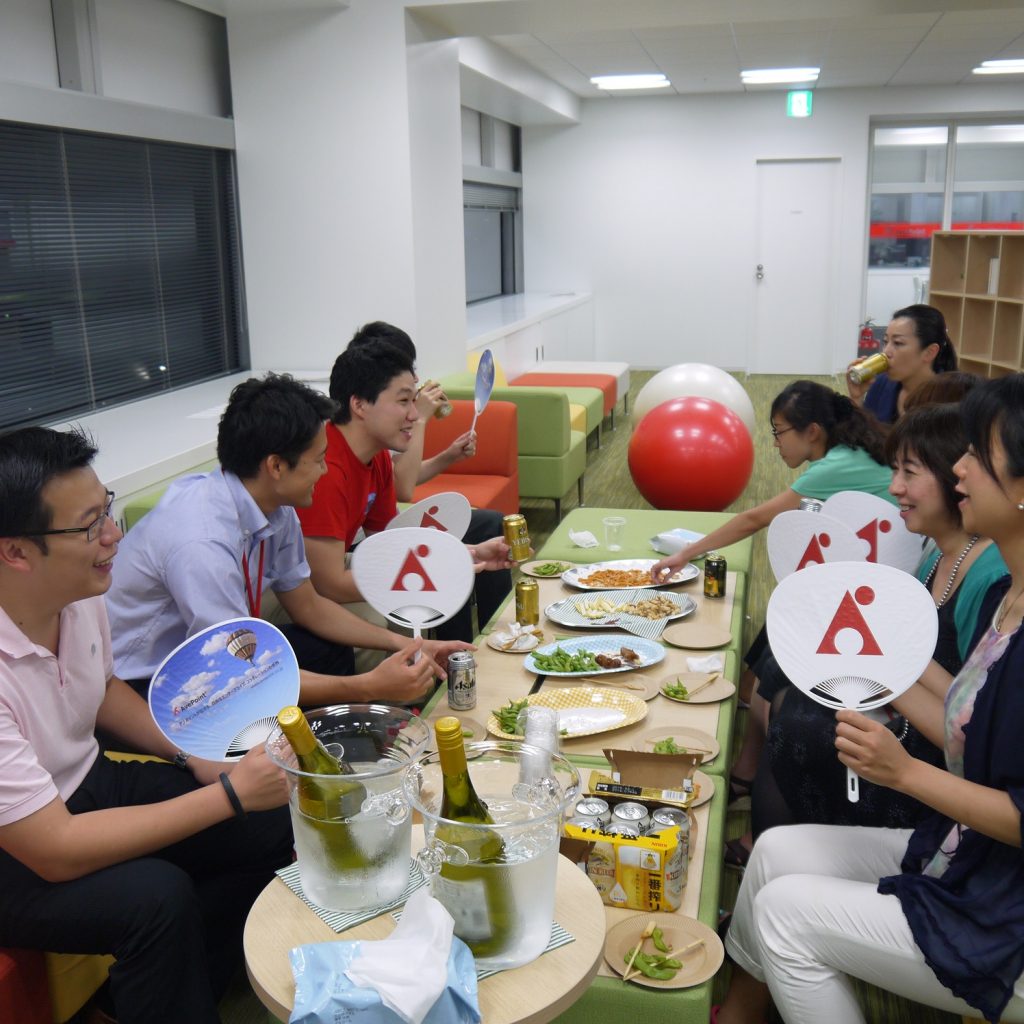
[
  {"xmin": 463, "ymin": 182, "xmax": 522, "ymax": 303},
  {"xmin": 0, "ymin": 121, "xmax": 246, "ymax": 430}
]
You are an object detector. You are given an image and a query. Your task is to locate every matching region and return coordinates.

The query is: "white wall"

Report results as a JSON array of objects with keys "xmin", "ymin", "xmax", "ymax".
[
  {"xmin": 522, "ymin": 83, "xmax": 1024, "ymax": 373},
  {"xmin": 0, "ymin": 0, "xmax": 59, "ymax": 88}
]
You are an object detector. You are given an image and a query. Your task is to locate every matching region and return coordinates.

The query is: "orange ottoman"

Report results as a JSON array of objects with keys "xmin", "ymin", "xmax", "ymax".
[
  {"xmin": 0, "ymin": 948, "xmax": 51, "ymax": 1024},
  {"xmin": 509, "ymin": 373, "xmax": 616, "ymax": 418}
]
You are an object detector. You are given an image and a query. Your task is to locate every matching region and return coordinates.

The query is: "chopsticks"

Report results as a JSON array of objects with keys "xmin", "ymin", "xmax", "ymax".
[
  {"xmin": 580, "ymin": 675, "xmax": 647, "ymax": 692},
  {"xmin": 623, "ymin": 934, "xmax": 706, "ymax": 983},
  {"xmin": 683, "ymin": 671, "xmax": 721, "ymax": 699}
]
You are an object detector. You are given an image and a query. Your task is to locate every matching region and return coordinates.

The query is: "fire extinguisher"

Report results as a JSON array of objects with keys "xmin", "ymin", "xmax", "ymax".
[{"xmin": 857, "ymin": 318, "xmax": 879, "ymax": 358}]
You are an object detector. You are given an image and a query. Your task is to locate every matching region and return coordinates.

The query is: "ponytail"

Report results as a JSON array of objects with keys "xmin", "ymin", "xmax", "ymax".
[{"xmin": 892, "ymin": 304, "xmax": 958, "ymax": 373}]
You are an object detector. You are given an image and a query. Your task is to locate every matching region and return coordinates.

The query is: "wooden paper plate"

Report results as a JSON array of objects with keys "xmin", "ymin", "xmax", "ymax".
[
  {"xmin": 633, "ymin": 726, "xmax": 720, "ymax": 764},
  {"xmin": 519, "ymin": 559, "xmax": 577, "ymax": 578},
  {"xmin": 685, "ymin": 769, "xmax": 714, "ymax": 809},
  {"xmin": 662, "ymin": 622, "xmax": 732, "ymax": 650},
  {"xmin": 657, "ymin": 672, "xmax": 736, "ymax": 705},
  {"xmin": 543, "ymin": 672, "xmax": 660, "ymax": 701},
  {"xmin": 604, "ymin": 913, "xmax": 724, "ymax": 990}
]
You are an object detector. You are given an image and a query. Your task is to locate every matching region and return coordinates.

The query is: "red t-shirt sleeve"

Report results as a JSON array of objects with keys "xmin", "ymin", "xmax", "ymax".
[{"xmin": 296, "ymin": 465, "xmax": 357, "ymax": 546}]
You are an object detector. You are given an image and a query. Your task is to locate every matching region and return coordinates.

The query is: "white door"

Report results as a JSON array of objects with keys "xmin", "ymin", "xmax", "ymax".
[{"xmin": 751, "ymin": 158, "xmax": 841, "ymax": 374}]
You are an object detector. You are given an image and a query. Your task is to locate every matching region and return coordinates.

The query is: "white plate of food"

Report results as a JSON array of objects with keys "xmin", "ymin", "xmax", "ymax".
[
  {"xmin": 519, "ymin": 559, "xmax": 576, "ymax": 578},
  {"xmin": 562, "ymin": 559, "xmax": 699, "ymax": 591},
  {"xmin": 487, "ymin": 686, "xmax": 648, "ymax": 740},
  {"xmin": 523, "ymin": 635, "xmax": 666, "ymax": 678},
  {"xmin": 485, "ymin": 627, "xmax": 543, "ymax": 653},
  {"xmin": 545, "ymin": 589, "xmax": 697, "ymax": 630}
]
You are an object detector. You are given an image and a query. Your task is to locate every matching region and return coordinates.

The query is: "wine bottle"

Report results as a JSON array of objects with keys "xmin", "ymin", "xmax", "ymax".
[
  {"xmin": 433, "ymin": 716, "xmax": 519, "ymax": 959},
  {"xmin": 277, "ymin": 706, "xmax": 367, "ymax": 870}
]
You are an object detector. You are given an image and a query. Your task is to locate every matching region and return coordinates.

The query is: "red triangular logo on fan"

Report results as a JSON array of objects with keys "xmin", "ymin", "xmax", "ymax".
[
  {"xmin": 419, "ymin": 506, "xmax": 447, "ymax": 532},
  {"xmin": 796, "ymin": 532, "xmax": 831, "ymax": 570},
  {"xmin": 855, "ymin": 518, "xmax": 893, "ymax": 563},
  {"xmin": 391, "ymin": 545, "xmax": 438, "ymax": 592},
  {"xmin": 816, "ymin": 587, "xmax": 883, "ymax": 655}
]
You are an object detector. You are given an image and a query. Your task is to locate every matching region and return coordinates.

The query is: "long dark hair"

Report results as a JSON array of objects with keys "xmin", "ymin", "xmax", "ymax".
[
  {"xmin": 892, "ymin": 304, "xmax": 958, "ymax": 373},
  {"xmin": 961, "ymin": 373, "xmax": 1024, "ymax": 484},
  {"xmin": 771, "ymin": 380, "xmax": 886, "ymax": 465},
  {"xmin": 884, "ymin": 404, "xmax": 966, "ymax": 526}
]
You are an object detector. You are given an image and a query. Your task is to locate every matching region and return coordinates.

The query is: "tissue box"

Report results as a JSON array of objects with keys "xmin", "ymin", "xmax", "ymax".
[
  {"xmin": 560, "ymin": 749, "xmax": 700, "ymax": 912},
  {"xmin": 649, "ymin": 527, "xmax": 705, "ymax": 556}
]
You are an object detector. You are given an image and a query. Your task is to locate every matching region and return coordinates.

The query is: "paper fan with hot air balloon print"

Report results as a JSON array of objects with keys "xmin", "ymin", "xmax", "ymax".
[{"xmin": 148, "ymin": 617, "xmax": 300, "ymax": 760}]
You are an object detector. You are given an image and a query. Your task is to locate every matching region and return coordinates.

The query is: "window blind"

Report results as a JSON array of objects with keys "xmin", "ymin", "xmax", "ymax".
[{"xmin": 0, "ymin": 121, "xmax": 246, "ymax": 430}]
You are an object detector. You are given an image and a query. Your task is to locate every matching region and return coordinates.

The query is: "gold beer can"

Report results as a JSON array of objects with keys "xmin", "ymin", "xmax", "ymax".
[
  {"xmin": 515, "ymin": 578, "xmax": 540, "ymax": 626},
  {"xmin": 418, "ymin": 379, "xmax": 453, "ymax": 419},
  {"xmin": 847, "ymin": 352, "xmax": 889, "ymax": 386},
  {"xmin": 704, "ymin": 553, "xmax": 727, "ymax": 599},
  {"xmin": 502, "ymin": 513, "xmax": 531, "ymax": 563}
]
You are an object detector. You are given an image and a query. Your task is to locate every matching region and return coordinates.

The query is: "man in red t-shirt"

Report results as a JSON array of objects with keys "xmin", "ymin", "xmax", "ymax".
[{"xmin": 296, "ymin": 341, "xmax": 514, "ymax": 642}]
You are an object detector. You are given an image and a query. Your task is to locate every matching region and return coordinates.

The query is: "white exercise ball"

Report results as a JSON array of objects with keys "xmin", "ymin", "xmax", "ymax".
[{"xmin": 632, "ymin": 363, "xmax": 756, "ymax": 436}]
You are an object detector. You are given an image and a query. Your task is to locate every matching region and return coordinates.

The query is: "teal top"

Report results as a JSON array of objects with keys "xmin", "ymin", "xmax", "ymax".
[
  {"xmin": 916, "ymin": 542, "xmax": 1009, "ymax": 662},
  {"xmin": 791, "ymin": 444, "xmax": 895, "ymax": 505}
]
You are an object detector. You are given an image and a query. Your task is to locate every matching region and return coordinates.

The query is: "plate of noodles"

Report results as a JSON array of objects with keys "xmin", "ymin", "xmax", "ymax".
[{"xmin": 562, "ymin": 559, "xmax": 699, "ymax": 591}]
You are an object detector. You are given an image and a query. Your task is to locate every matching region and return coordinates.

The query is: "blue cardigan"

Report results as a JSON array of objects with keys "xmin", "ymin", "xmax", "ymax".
[{"xmin": 878, "ymin": 577, "xmax": 1024, "ymax": 1022}]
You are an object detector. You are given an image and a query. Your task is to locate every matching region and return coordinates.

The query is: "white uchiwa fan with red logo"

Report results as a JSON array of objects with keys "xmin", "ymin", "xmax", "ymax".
[
  {"xmin": 766, "ymin": 509, "xmax": 864, "ymax": 583},
  {"xmin": 820, "ymin": 490, "xmax": 924, "ymax": 574},
  {"xmin": 767, "ymin": 560, "xmax": 937, "ymax": 802},
  {"xmin": 386, "ymin": 492, "xmax": 472, "ymax": 539}
]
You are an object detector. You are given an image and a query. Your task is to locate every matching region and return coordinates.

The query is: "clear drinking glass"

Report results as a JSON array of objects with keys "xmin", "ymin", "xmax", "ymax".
[{"xmin": 602, "ymin": 515, "xmax": 626, "ymax": 551}]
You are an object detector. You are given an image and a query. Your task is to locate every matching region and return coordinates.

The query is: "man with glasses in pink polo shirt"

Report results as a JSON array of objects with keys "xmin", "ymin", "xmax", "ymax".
[{"xmin": 0, "ymin": 426, "xmax": 293, "ymax": 1024}]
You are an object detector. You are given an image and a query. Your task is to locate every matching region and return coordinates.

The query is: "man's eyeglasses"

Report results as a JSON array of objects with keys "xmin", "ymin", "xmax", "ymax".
[
  {"xmin": 770, "ymin": 425, "xmax": 796, "ymax": 439},
  {"xmin": 25, "ymin": 491, "xmax": 115, "ymax": 543}
]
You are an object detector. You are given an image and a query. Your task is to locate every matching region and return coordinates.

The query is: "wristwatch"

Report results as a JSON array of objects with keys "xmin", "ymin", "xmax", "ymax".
[{"xmin": 173, "ymin": 750, "xmax": 192, "ymax": 771}]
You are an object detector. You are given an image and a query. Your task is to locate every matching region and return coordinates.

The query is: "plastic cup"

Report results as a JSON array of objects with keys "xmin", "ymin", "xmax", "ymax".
[
  {"xmin": 265, "ymin": 704, "xmax": 429, "ymax": 913},
  {"xmin": 603, "ymin": 515, "xmax": 626, "ymax": 551}
]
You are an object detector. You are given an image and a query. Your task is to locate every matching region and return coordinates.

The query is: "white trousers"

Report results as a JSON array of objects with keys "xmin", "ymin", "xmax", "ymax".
[{"xmin": 725, "ymin": 824, "xmax": 1024, "ymax": 1024}]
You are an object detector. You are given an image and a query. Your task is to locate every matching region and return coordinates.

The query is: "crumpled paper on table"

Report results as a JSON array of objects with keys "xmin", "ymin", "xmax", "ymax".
[
  {"xmin": 568, "ymin": 529, "xmax": 598, "ymax": 548},
  {"xmin": 686, "ymin": 654, "xmax": 724, "ymax": 673}
]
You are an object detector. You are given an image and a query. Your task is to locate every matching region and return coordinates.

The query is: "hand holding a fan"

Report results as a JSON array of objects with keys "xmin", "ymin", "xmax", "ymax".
[{"xmin": 834, "ymin": 710, "xmax": 915, "ymax": 792}]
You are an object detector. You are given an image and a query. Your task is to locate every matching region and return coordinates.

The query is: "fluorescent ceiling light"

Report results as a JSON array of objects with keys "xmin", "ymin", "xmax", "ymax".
[
  {"xmin": 741, "ymin": 67, "xmax": 820, "ymax": 85},
  {"xmin": 972, "ymin": 59, "xmax": 1024, "ymax": 75},
  {"xmin": 590, "ymin": 73, "xmax": 670, "ymax": 90}
]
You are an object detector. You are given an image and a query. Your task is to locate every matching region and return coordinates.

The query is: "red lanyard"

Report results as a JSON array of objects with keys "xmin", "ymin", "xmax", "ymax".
[{"xmin": 242, "ymin": 540, "xmax": 266, "ymax": 618}]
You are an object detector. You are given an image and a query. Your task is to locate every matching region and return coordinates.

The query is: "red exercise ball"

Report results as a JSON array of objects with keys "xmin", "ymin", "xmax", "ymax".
[{"xmin": 628, "ymin": 396, "xmax": 754, "ymax": 511}]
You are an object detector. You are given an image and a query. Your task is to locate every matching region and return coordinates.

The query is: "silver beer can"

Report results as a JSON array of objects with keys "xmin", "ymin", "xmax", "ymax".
[
  {"xmin": 799, "ymin": 497, "xmax": 824, "ymax": 513},
  {"xmin": 612, "ymin": 801, "xmax": 651, "ymax": 834},
  {"xmin": 447, "ymin": 651, "xmax": 476, "ymax": 711},
  {"xmin": 602, "ymin": 823, "xmax": 641, "ymax": 839},
  {"xmin": 575, "ymin": 798, "xmax": 612, "ymax": 827},
  {"xmin": 650, "ymin": 807, "xmax": 688, "ymax": 831}
]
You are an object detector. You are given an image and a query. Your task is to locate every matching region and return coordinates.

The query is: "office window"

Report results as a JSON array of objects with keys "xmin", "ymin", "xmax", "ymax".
[
  {"xmin": 0, "ymin": 121, "xmax": 246, "ymax": 430},
  {"xmin": 952, "ymin": 124, "xmax": 1024, "ymax": 231}
]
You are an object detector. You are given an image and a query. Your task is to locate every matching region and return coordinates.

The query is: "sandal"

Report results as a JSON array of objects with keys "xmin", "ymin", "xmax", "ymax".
[{"xmin": 724, "ymin": 837, "xmax": 752, "ymax": 870}]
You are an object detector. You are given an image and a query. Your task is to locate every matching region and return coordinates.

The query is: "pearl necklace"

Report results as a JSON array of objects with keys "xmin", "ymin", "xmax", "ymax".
[{"xmin": 923, "ymin": 534, "xmax": 980, "ymax": 608}]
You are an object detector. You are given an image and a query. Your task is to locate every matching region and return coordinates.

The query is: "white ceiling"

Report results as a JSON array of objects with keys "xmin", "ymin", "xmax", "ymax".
[{"xmin": 409, "ymin": 0, "xmax": 1024, "ymax": 97}]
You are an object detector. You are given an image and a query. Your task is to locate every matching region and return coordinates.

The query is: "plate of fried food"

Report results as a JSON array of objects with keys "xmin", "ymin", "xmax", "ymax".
[
  {"xmin": 523, "ymin": 635, "xmax": 665, "ymax": 677},
  {"xmin": 544, "ymin": 588, "xmax": 696, "ymax": 640},
  {"xmin": 562, "ymin": 559, "xmax": 699, "ymax": 591}
]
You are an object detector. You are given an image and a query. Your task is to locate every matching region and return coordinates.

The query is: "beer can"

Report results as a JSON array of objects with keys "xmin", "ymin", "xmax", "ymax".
[
  {"xmin": 515, "ymin": 578, "xmax": 540, "ymax": 626},
  {"xmin": 847, "ymin": 352, "xmax": 889, "ymax": 386},
  {"xmin": 703, "ymin": 552, "xmax": 727, "ymax": 599},
  {"xmin": 575, "ymin": 797, "xmax": 612, "ymax": 827},
  {"xmin": 612, "ymin": 801, "xmax": 651, "ymax": 834},
  {"xmin": 650, "ymin": 807, "xmax": 688, "ymax": 831},
  {"xmin": 502, "ymin": 513, "xmax": 531, "ymax": 563},
  {"xmin": 799, "ymin": 497, "xmax": 824, "ymax": 513},
  {"xmin": 447, "ymin": 651, "xmax": 476, "ymax": 711},
  {"xmin": 418, "ymin": 379, "xmax": 453, "ymax": 419},
  {"xmin": 602, "ymin": 823, "xmax": 641, "ymax": 839}
]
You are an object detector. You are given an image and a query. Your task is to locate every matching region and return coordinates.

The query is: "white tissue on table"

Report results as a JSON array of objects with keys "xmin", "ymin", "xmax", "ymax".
[
  {"xmin": 568, "ymin": 529, "xmax": 598, "ymax": 548},
  {"xmin": 686, "ymin": 654, "xmax": 724, "ymax": 673},
  {"xmin": 345, "ymin": 889, "xmax": 455, "ymax": 1024}
]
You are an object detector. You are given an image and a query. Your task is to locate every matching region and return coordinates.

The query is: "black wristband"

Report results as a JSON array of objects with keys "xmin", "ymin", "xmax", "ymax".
[{"xmin": 219, "ymin": 772, "xmax": 246, "ymax": 819}]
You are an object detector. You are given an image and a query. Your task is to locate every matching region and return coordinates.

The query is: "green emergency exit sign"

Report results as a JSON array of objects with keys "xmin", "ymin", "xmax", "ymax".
[{"xmin": 787, "ymin": 90, "xmax": 813, "ymax": 117}]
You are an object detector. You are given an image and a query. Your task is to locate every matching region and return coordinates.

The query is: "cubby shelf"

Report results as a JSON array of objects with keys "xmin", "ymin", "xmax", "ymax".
[{"xmin": 929, "ymin": 231, "xmax": 1024, "ymax": 377}]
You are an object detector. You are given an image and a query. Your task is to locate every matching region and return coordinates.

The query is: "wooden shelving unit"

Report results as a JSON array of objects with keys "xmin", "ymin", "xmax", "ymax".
[{"xmin": 928, "ymin": 231, "xmax": 1024, "ymax": 378}]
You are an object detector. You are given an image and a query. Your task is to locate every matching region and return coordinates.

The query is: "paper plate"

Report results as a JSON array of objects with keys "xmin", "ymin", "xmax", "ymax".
[
  {"xmin": 604, "ymin": 914, "xmax": 724, "ymax": 990},
  {"xmin": 543, "ymin": 672, "xmax": 661, "ymax": 701},
  {"xmin": 634, "ymin": 727, "xmax": 720, "ymax": 764},
  {"xmin": 658, "ymin": 672, "xmax": 736, "ymax": 705},
  {"xmin": 486, "ymin": 631, "xmax": 541, "ymax": 653},
  {"xmin": 524, "ymin": 635, "xmax": 665, "ymax": 677},
  {"xmin": 148, "ymin": 617, "xmax": 300, "ymax": 761},
  {"xmin": 544, "ymin": 590, "xmax": 697, "ymax": 630},
  {"xmin": 687, "ymin": 769, "xmax": 715, "ymax": 809},
  {"xmin": 562, "ymin": 559, "xmax": 700, "ymax": 591},
  {"xmin": 662, "ymin": 622, "xmax": 732, "ymax": 650},
  {"xmin": 519, "ymin": 559, "xmax": 577, "ymax": 578},
  {"xmin": 487, "ymin": 686, "xmax": 647, "ymax": 740}
]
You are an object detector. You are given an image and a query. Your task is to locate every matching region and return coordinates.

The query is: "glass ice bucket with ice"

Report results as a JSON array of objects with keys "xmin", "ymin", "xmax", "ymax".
[
  {"xmin": 402, "ymin": 740, "xmax": 580, "ymax": 970},
  {"xmin": 266, "ymin": 704, "xmax": 429, "ymax": 913}
]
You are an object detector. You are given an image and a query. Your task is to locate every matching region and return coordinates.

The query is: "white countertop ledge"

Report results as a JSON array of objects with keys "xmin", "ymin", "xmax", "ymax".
[{"xmin": 466, "ymin": 292, "xmax": 591, "ymax": 349}]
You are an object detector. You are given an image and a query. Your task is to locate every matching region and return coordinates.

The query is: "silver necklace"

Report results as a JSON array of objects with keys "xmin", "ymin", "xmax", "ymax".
[{"xmin": 923, "ymin": 534, "xmax": 980, "ymax": 608}]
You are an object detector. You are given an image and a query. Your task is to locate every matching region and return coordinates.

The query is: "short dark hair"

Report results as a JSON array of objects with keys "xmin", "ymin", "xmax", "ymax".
[
  {"xmin": 0, "ymin": 426, "xmax": 98, "ymax": 552},
  {"xmin": 217, "ymin": 374, "xmax": 338, "ymax": 479},
  {"xmin": 902, "ymin": 371, "xmax": 981, "ymax": 411},
  {"xmin": 891, "ymin": 304, "xmax": 959, "ymax": 373},
  {"xmin": 770, "ymin": 380, "xmax": 886, "ymax": 464},
  {"xmin": 960, "ymin": 373, "xmax": 1024, "ymax": 484},
  {"xmin": 329, "ymin": 340, "xmax": 416, "ymax": 425},
  {"xmin": 347, "ymin": 321, "xmax": 417, "ymax": 362},
  {"xmin": 885, "ymin": 404, "xmax": 967, "ymax": 526}
]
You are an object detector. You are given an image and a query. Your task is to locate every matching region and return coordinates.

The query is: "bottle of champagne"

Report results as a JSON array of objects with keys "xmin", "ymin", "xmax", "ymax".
[
  {"xmin": 277, "ymin": 706, "xmax": 367, "ymax": 869},
  {"xmin": 433, "ymin": 716, "xmax": 518, "ymax": 958}
]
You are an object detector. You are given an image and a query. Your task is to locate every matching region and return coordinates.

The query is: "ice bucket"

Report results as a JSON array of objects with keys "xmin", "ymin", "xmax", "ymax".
[
  {"xmin": 266, "ymin": 704, "xmax": 429, "ymax": 913},
  {"xmin": 403, "ymin": 740, "xmax": 580, "ymax": 969}
]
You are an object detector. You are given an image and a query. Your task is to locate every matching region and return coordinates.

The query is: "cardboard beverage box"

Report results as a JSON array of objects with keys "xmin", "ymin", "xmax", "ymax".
[{"xmin": 560, "ymin": 749, "xmax": 701, "ymax": 912}]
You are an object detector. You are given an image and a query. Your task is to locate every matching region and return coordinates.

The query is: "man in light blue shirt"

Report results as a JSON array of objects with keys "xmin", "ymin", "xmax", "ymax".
[{"xmin": 106, "ymin": 374, "xmax": 465, "ymax": 706}]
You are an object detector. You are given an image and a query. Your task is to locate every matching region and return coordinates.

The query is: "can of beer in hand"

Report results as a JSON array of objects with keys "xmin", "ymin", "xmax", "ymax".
[
  {"xmin": 703, "ymin": 552, "xmax": 727, "ymax": 599},
  {"xmin": 502, "ymin": 513, "xmax": 531, "ymax": 562},
  {"xmin": 798, "ymin": 497, "xmax": 824, "ymax": 513},
  {"xmin": 515, "ymin": 578, "xmax": 540, "ymax": 626},
  {"xmin": 447, "ymin": 651, "xmax": 477, "ymax": 711},
  {"xmin": 418, "ymin": 379, "xmax": 453, "ymax": 419},
  {"xmin": 847, "ymin": 352, "xmax": 889, "ymax": 386}
]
